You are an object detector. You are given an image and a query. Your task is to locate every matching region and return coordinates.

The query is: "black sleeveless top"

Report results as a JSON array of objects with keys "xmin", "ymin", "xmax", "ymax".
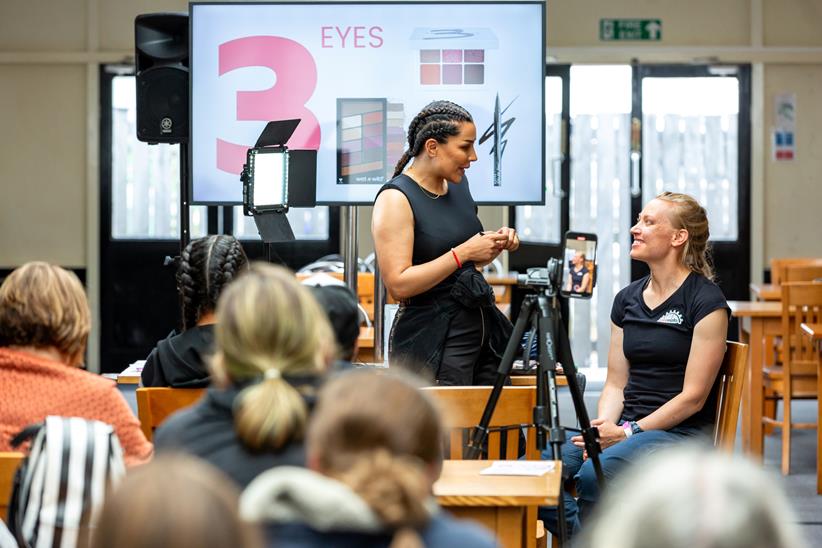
[{"xmin": 377, "ymin": 174, "xmax": 483, "ymax": 293}]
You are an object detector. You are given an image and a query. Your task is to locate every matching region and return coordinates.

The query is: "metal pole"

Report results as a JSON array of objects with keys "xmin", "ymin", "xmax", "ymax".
[
  {"xmin": 343, "ymin": 205, "xmax": 358, "ymax": 298},
  {"xmin": 374, "ymin": 259, "xmax": 384, "ymax": 363},
  {"xmin": 179, "ymin": 142, "xmax": 190, "ymax": 253}
]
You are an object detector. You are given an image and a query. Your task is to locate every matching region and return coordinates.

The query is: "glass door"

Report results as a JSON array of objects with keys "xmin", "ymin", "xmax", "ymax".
[
  {"xmin": 634, "ymin": 65, "xmax": 751, "ymax": 300},
  {"xmin": 568, "ymin": 65, "xmax": 633, "ymax": 371}
]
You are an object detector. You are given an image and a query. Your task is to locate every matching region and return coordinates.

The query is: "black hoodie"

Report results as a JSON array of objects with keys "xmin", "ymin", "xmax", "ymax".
[{"xmin": 140, "ymin": 324, "xmax": 215, "ymax": 388}]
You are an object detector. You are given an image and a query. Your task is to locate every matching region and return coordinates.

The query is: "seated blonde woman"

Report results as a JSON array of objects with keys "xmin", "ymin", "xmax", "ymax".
[
  {"xmin": 0, "ymin": 262, "xmax": 152, "ymax": 466},
  {"xmin": 154, "ymin": 263, "xmax": 334, "ymax": 488},
  {"xmin": 240, "ymin": 371, "xmax": 498, "ymax": 548}
]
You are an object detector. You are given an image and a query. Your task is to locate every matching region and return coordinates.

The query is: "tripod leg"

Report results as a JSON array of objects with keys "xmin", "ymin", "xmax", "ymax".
[
  {"xmin": 464, "ymin": 296, "xmax": 537, "ymax": 460},
  {"xmin": 534, "ymin": 294, "xmax": 569, "ymax": 546}
]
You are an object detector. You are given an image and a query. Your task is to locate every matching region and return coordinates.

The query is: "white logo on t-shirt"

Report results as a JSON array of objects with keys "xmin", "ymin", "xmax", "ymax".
[{"xmin": 658, "ymin": 309, "xmax": 684, "ymax": 325}]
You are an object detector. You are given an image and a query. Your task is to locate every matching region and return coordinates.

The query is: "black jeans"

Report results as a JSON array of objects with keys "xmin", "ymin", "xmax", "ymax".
[{"xmin": 436, "ymin": 306, "xmax": 497, "ymax": 386}]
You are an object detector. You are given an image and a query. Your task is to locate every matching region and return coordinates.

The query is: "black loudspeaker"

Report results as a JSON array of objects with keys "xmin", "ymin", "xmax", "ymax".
[{"xmin": 135, "ymin": 13, "xmax": 189, "ymax": 144}]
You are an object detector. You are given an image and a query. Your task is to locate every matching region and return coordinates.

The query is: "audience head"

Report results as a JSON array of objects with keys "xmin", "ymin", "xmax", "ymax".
[
  {"xmin": 213, "ymin": 263, "xmax": 334, "ymax": 452},
  {"xmin": 655, "ymin": 191, "xmax": 714, "ymax": 280},
  {"xmin": 307, "ymin": 283, "xmax": 360, "ymax": 362},
  {"xmin": 0, "ymin": 262, "xmax": 90, "ymax": 367},
  {"xmin": 306, "ymin": 371, "xmax": 444, "ymax": 544},
  {"xmin": 393, "ymin": 100, "xmax": 474, "ymax": 178},
  {"xmin": 177, "ymin": 234, "xmax": 248, "ymax": 330},
  {"xmin": 90, "ymin": 454, "xmax": 262, "ymax": 548},
  {"xmin": 579, "ymin": 446, "xmax": 806, "ymax": 548}
]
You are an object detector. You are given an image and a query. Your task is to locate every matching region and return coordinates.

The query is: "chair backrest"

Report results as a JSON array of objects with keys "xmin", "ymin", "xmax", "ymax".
[
  {"xmin": 713, "ymin": 342, "xmax": 749, "ymax": 451},
  {"xmin": 781, "ymin": 282, "xmax": 822, "ymax": 376},
  {"xmin": 136, "ymin": 387, "xmax": 206, "ymax": 441},
  {"xmin": 422, "ymin": 386, "xmax": 538, "ymax": 460},
  {"xmin": 783, "ymin": 264, "xmax": 822, "ymax": 283},
  {"xmin": 770, "ymin": 257, "xmax": 822, "ymax": 285},
  {"xmin": 0, "ymin": 452, "xmax": 24, "ymax": 523}
]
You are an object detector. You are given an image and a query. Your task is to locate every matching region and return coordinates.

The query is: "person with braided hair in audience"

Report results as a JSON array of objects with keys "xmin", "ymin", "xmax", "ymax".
[
  {"xmin": 154, "ymin": 263, "xmax": 334, "ymax": 488},
  {"xmin": 240, "ymin": 370, "xmax": 498, "ymax": 548},
  {"xmin": 141, "ymin": 234, "xmax": 248, "ymax": 387},
  {"xmin": 372, "ymin": 100, "xmax": 518, "ymax": 385}
]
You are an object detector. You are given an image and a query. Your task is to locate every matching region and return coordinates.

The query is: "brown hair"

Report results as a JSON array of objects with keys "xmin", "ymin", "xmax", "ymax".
[
  {"xmin": 307, "ymin": 371, "xmax": 444, "ymax": 548},
  {"xmin": 213, "ymin": 263, "xmax": 334, "ymax": 452},
  {"xmin": 0, "ymin": 262, "xmax": 90, "ymax": 364},
  {"xmin": 656, "ymin": 191, "xmax": 715, "ymax": 280},
  {"xmin": 90, "ymin": 454, "xmax": 262, "ymax": 548}
]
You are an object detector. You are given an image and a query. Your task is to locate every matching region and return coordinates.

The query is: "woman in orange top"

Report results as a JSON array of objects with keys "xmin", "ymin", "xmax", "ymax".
[{"xmin": 0, "ymin": 262, "xmax": 152, "ymax": 466}]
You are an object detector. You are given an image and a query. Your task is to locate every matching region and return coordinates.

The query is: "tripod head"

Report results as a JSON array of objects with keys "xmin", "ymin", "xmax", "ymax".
[{"xmin": 516, "ymin": 257, "xmax": 563, "ymax": 297}]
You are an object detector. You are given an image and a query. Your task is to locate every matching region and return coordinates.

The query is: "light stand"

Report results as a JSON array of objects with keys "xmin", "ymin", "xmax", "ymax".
[{"xmin": 464, "ymin": 263, "xmax": 604, "ymax": 547}]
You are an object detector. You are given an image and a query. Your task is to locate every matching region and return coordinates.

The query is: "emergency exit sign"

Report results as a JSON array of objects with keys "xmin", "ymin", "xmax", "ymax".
[{"xmin": 600, "ymin": 19, "xmax": 662, "ymax": 41}]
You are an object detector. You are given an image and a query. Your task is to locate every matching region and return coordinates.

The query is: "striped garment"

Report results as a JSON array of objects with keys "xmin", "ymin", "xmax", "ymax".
[{"xmin": 8, "ymin": 416, "xmax": 125, "ymax": 548}]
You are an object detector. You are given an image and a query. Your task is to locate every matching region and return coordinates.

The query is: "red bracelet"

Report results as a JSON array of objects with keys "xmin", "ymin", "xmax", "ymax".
[{"xmin": 451, "ymin": 248, "xmax": 462, "ymax": 269}]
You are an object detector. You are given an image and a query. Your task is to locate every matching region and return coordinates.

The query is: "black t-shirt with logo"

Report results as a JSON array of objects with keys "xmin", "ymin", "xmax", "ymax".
[{"xmin": 610, "ymin": 272, "xmax": 730, "ymax": 429}]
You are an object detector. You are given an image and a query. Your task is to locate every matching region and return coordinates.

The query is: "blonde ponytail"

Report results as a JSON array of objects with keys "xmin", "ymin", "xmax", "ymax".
[
  {"xmin": 213, "ymin": 263, "xmax": 334, "ymax": 451},
  {"xmin": 657, "ymin": 191, "xmax": 716, "ymax": 281},
  {"xmin": 234, "ymin": 377, "xmax": 309, "ymax": 451}
]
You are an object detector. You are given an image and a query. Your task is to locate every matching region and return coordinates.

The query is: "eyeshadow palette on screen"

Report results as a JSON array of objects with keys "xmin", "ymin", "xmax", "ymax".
[
  {"xmin": 190, "ymin": 2, "xmax": 545, "ymax": 205},
  {"xmin": 337, "ymin": 99, "xmax": 388, "ymax": 184}
]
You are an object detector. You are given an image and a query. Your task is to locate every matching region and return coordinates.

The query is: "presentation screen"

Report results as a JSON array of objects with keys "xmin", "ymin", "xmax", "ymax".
[{"xmin": 190, "ymin": 1, "xmax": 545, "ymax": 205}]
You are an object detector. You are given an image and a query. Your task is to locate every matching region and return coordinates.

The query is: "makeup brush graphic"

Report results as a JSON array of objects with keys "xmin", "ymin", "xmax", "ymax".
[{"xmin": 479, "ymin": 93, "xmax": 516, "ymax": 187}]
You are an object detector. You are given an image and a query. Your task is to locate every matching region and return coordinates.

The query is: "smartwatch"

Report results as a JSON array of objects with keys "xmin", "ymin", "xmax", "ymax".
[{"xmin": 623, "ymin": 421, "xmax": 643, "ymax": 438}]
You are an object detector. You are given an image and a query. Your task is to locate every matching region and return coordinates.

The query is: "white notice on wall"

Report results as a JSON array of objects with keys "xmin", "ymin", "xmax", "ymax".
[{"xmin": 480, "ymin": 460, "xmax": 556, "ymax": 476}]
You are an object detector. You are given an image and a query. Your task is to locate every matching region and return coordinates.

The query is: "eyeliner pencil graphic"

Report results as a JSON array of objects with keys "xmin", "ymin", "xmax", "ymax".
[{"xmin": 493, "ymin": 93, "xmax": 501, "ymax": 187}]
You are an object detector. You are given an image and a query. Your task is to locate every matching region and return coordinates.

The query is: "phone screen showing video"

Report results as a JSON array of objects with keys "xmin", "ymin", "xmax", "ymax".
[{"xmin": 561, "ymin": 232, "xmax": 597, "ymax": 299}]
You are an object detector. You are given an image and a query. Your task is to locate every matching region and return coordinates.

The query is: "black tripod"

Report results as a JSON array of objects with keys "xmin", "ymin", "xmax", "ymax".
[{"xmin": 464, "ymin": 289, "xmax": 604, "ymax": 546}]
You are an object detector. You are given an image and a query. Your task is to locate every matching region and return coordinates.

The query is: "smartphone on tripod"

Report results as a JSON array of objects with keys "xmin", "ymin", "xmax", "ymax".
[{"xmin": 560, "ymin": 231, "xmax": 597, "ymax": 299}]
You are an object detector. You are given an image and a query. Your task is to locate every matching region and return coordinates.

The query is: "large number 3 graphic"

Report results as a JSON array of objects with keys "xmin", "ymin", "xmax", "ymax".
[{"xmin": 217, "ymin": 36, "xmax": 321, "ymax": 174}]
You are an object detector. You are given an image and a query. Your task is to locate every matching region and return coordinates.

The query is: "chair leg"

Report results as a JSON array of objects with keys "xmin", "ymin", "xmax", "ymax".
[
  {"xmin": 763, "ymin": 396, "xmax": 777, "ymax": 435},
  {"xmin": 781, "ymin": 390, "xmax": 792, "ymax": 476}
]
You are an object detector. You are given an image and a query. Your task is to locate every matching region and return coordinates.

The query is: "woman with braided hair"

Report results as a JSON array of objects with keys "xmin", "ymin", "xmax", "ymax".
[
  {"xmin": 372, "ymin": 100, "xmax": 518, "ymax": 385},
  {"xmin": 240, "ymin": 370, "xmax": 497, "ymax": 548},
  {"xmin": 154, "ymin": 263, "xmax": 334, "ymax": 488},
  {"xmin": 141, "ymin": 234, "xmax": 248, "ymax": 387}
]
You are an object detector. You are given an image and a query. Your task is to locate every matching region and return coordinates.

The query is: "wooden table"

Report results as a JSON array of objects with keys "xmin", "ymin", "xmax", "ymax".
[
  {"xmin": 434, "ymin": 459, "xmax": 561, "ymax": 548},
  {"xmin": 749, "ymin": 282, "xmax": 781, "ymax": 302},
  {"xmin": 729, "ymin": 300, "xmax": 782, "ymax": 459},
  {"xmin": 510, "ymin": 375, "xmax": 568, "ymax": 387},
  {"xmin": 800, "ymin": 323, "xmax": 822, "ymax": 493}
]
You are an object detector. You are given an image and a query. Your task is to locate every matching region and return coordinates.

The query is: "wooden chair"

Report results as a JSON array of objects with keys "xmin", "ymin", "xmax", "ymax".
[
  {"xmin": 422, "ymin": 386, "xmax": 539, "ymax": 460},
  {"xmin": 136, "ymin": 387, "xmax": 206, "ymax": 441},
  {"xmin": 761, "ymin": 282, "xmax": 822, "ymax": 474},
  {"xmin": 770, "ymin": 257, "xmax": 822, "ymax": 285},
  {"xmin": 423, "ymin": 386, "xmax": 542, "ymax": 548},
  {"xmin": 783, "ymin": 264, "xmax": 822, "ymax": 283},
  {"xmin": 713, "ymin": 342, "xmax": 749, "ymax": 451},
  {"xmin": 0, "ymin": 452, "xmax": 24, "ymax": 523}
]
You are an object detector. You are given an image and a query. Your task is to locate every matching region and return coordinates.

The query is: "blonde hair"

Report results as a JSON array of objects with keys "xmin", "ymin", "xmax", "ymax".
[
  {"xmin": 213, "ymin": 263, "xmax": 333, "ymax": 451},
  {"xmin": 580, "ymin": 446, "xmax": 806, "ymax": 548},
  {"xmin": 0, "ymin": 262, "xmax": 90, "ymax": 364},
  {"xmin": 656, "ymin": 191, "xmax": 715, "ymax": 280},
  {"xmin": 307, "ymin": 371, "xmax": 444, "ymax": 548},
  {"xmin": 90, "ymin": 454, "xmax": 262, "ymax": 548}
]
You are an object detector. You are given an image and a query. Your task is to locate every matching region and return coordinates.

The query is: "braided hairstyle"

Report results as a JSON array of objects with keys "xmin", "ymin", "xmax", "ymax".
[
  {"xmin": 392, "ymin": 100, "xmax": 473, "ymax": 178},
  {"xmin": 176, "ymin": 235, "xmax": 249, "ymax": 330}
]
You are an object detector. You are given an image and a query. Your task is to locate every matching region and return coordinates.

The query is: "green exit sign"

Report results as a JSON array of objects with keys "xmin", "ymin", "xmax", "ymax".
[{"xmin": 600, "ymin": 19, "xmax": 662, "ymax": 41}]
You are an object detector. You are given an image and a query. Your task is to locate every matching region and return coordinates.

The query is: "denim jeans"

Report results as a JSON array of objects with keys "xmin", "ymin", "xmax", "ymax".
[{"xmin": 539, "ymin": 423, "xmax": 708, "ymax": 537}]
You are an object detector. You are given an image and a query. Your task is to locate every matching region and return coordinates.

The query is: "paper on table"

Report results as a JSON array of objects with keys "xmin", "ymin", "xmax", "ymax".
[
  {"xmin": 119, "ymin": 360, "xmax": 145, "ymax": 377},
  {"xmin": 480, "ymin": 460, "xmax": 556, "ymax": 477}
]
